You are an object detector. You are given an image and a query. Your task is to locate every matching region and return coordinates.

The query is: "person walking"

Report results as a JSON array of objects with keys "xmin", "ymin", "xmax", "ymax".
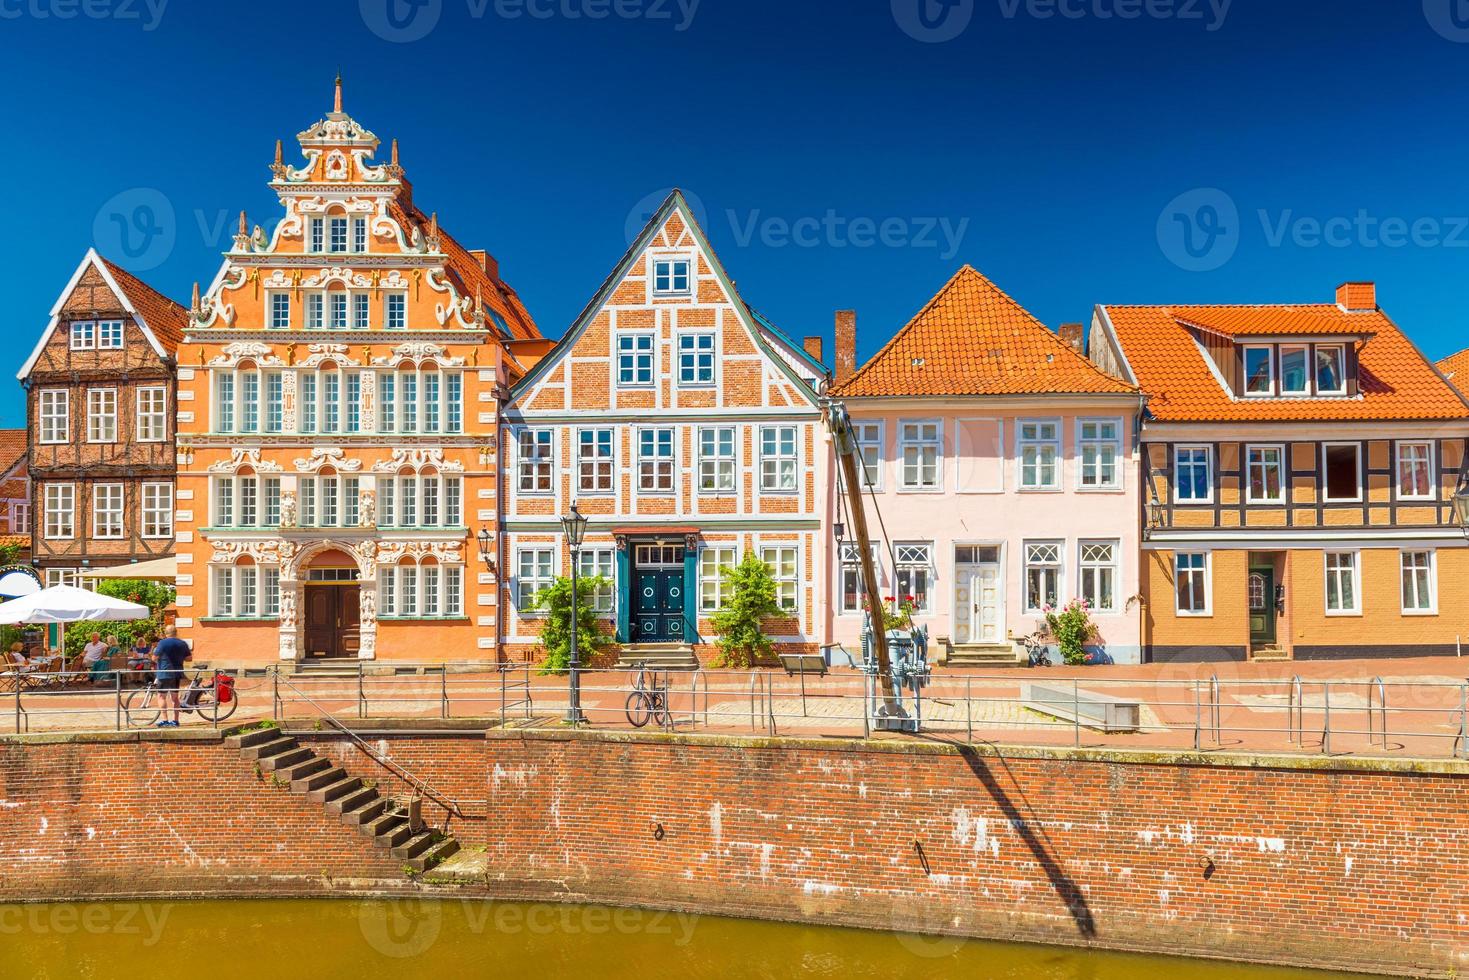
[{"xmin": 152, "ymin": 626, "xmax": 191, "ymax": 728}]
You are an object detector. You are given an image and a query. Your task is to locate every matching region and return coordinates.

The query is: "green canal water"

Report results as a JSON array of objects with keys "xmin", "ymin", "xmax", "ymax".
[{"xmin": 0, "ymin": 899, "xmax": 1382, "ymax": 979}]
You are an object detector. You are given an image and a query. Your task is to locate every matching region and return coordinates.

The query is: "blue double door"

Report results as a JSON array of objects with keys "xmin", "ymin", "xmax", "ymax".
[{"xmin": 630, "ymin": 544, "xmax": 687, "ymax": 643}]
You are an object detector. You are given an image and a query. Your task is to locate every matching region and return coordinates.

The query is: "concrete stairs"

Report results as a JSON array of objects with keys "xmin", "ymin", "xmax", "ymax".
[
  {"xmin": 1250, "ymin": 644, "xmax": 1291, "ymax": 663},
  {"xmin": 226, "ymin": 726, "xmax": 460, "ymax": 874},
  {"xmin": 615, "ymin": 643, "xmax": 700, "ymax": 670},
  {"xmin": 946, "ymin": 643, "xmax": 1023, "ymax": 669}
]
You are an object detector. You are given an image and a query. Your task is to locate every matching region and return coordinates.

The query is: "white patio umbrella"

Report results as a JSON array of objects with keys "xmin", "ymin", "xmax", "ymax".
[{"xmin": 0, "ymin": 585, "xmax": 151, "ymax": 655}]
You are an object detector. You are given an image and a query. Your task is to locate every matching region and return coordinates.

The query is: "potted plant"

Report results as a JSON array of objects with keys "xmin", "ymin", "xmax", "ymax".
[{"xmin": 1041, "ymin": 599, "xmax": 1101, "ymax": 666}]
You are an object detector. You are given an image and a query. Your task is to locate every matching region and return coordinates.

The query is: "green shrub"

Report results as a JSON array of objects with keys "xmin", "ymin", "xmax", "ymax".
[
  {"xmin": 61, "ymin": 579, "xmax": 175, "ymax": 658},
  {"xmin": 709, "ymin": 552, "xmax": 782, "ymax": 669},
  {"xmin": 530, "ymin": 574, "xmax": 615, "ymax": 674},
  {"xmin": 1042, "ymin": 599, "xmax": 1098, "ymax": 666}
]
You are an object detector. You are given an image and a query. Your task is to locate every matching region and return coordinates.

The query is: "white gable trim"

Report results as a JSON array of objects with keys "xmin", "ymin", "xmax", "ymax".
[{"xmin": 19, "ymin": 249, "xmax": 169, "ymax": 380}]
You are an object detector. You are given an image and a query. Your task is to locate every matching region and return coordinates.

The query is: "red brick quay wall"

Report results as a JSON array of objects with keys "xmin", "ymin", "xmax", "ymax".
[{"xmin": 2, "ymin": 725, "xmax": 1467, "ymax": 977}]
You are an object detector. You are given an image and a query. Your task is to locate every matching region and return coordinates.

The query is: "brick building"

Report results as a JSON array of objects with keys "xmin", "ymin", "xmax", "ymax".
[
  {"xmin": 18, "ymin": 250, "xmax": 184, "ymax": 586},
  {"xmin": 173, "ymin": 81, "xmax": 542, "ymax": 666},
  {"xmin": 500, "ymin": 191, "xmax": 828, "ymax": 666},
  {"xmin": 0, "ymin": 429, "xmax": 31, "ymax": 560},
  {"xmin": 1092, "ymin": 282, "xmax": 1469, "ymax": 661}
]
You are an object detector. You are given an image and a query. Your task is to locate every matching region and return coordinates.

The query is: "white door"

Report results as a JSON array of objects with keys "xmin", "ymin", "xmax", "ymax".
[{"xmin": 954, "ymin": 564, "xmax": 1002, "ymax": 644}]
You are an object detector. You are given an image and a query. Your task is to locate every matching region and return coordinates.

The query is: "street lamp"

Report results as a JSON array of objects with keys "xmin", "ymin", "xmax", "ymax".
[
  {"xmin": 1454, "ymin": 485, "xmax": 1469, "ymax": 541},
  {"xmin": 561, "ymin": 502, "xmax": 590, "ymax": 725},
  {"xmin": 476, "ymin": 528, "xmax": 497, "ymax": 577}
]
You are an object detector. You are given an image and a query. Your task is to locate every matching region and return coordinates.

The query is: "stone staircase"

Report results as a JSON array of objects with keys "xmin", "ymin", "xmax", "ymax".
[
  {"xmin": 615, "ymin": 643, "xmax": 700, "ymax": 670},
  {"xmin": 226, "ymin": 725, "xmax": 460, "ymax": 873},
  {"xmin": 945, "ymin": 643, "xmax": 1023, "ymax": 669},
  {"xmin": 1250, "ymin": 644, "xmax": 1291, "ymax": 663}
]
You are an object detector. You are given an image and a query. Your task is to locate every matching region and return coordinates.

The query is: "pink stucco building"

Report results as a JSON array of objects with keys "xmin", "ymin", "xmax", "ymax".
[{"xmin": 825, "ymin": 267, "xmax": 1146, "ymax": 665}]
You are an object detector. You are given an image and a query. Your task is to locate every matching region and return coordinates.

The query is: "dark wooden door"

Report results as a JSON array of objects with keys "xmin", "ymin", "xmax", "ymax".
[
  {"xmin": 1248, "ymin": 569, "xmax": 1276, "ymax": 646},
  {"xmin": 304, "ymin": 585, "xmax": 361, "ymax": 658},
  {"xmin": 632, "ymin": 568, "xmax": 683, "ymax": 642}
]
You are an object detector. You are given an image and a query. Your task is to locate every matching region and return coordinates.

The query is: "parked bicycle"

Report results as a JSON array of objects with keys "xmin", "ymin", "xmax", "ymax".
[
  {"xmin": 124, "ymin": 669, "xmax": 238, "ymax": 727},
  {"xmin": 1021, "ymin": 631, "xmax": 1053, "ymax": 668},
  {"xmin": 624, "ymin": 661, "xmax": 671, "ymax": 729}
]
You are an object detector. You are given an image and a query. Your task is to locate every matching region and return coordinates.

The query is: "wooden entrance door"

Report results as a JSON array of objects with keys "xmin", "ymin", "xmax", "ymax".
[
  {"xmin": 1248, "ymin": 568, "xmax": 1276, "ymax": 647},
  {"xmin": 631, "ymin": 544, "xmax": 686, "ymax": 643},
  {"xmin": 304, "ymin": 583, "xmax": 362, "ymax": 659}
]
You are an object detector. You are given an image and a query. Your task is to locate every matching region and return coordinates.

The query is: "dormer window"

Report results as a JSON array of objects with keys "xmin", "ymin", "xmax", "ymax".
[
  {"xmin": 1316, "ymin": 345, "xmax": 1346, "ymax": 395},
  {"xmin": 1280, "ymin": 345, "xmax": 1309, "ymax": 395},
  {"xmin": 1243, "ymin": 346, "xmax": 1274, "ymax": 396}
]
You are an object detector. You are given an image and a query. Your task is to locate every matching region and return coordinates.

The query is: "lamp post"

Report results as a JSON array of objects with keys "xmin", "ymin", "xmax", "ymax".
[{"xmin": 561, "ymin": 502, "xmax": 590, "ymax": 725}]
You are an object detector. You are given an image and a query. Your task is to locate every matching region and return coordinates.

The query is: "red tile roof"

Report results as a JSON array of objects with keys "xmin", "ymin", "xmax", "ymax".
[
  {"xmin": 832, "ymin": 265, "xmax": 1136, "ymax": 398},
  {"xmin": 99, "ymin": 257, "xmax": 188, "ymax": 354},
  {"xmin": 1437, "ymin": 348, "xmax": 1469, "ymax": 385},
  {"xmin": 0, "ymin": 429, "xmax": 25, "ymax": 477},
  {"xmin": 1104, "ymin": 301, "xmax": 1469, "ymax": 422}
]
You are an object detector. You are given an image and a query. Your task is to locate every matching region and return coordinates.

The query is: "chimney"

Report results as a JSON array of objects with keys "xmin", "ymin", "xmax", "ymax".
[
  {"xmin": 802, "ymin": 336, "xmax": 824, "ymax": 366},
  {"xmin": 1058, "ymin": 323, "xmax": 1086, "ymax": 355},
  {"xmin": 835, "ymin": 310, "xmax": 857, "ymax": 382},
  {"xmin": 1336, "ymin": 281, "xmax": 1376, "ymax": 312},
  {"xmin": 468, "ymin": 249, "xmax": 499, "ymax": 280}
]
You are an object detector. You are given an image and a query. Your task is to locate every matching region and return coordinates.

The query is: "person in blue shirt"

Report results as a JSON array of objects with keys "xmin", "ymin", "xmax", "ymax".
[{"xmin": 152, "ymin": 626, "xmax": 192, "ymax": 729}]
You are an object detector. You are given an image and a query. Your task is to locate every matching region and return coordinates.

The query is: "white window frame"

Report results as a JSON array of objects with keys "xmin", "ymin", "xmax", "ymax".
[
  {"xmin": 38, "ymin": 389, "xmax": 68, "ymax": 444},
  {"xmin": 136, "ymin": 386, "xmax": 167, "ymax": 442},
  {"xmin": 898, "ymin": 419, "xmax": 943, "ymax": 492},
  {"xmin": 70, "ymin": 320, "xmax": 95, "ymax": 350},
  {"xmin": 1315, "ymin": 345, "xmax": 1347, "ymax": 396},
  {"xmin": 385, "ymin": 292, "xmax": 408, "ymax": 329},
  {"xmin": 698, "ymin": 546, "xmax": 738, "ymax": 614},
  {"xmin": 853, "ymin": 421, "xmax": 884, "ymax": 491},
  {"xmin": 1324, "ymin": 550, "xmax": 1361, "ymax": 616},
  {"xmin": 677, "ymin": 332, "xmax": 716, "ymax": 387},
  {"xmin": 1279, "ymin": 344, "xmax": 1310, "ymax": 396},
  {"xmin": 86, "ymin": 387, "xmax": 117, "ymax": 443},
  {"xmin": 837, "ymin": 542, "xmax": 880, "ymax": 616},
  {"xmin": 576, "ymin": 428, "xmax": 615, "ymax": 495},
  {"xmin": 1022, "ymin": 540, "xmax": 1063, "ymax": 615},
  {"xmin": 578, "ymin": 548, "xmax": 616, "ymax": 616},
  {"xmin": 697, "ymin": 426, "xmax": 736, "ymax": 493},
  {"xmin": 1174, "ymin": 551, "xmax": 1211, "ymax": 617},
  {"xmin": 759, "ymin": 425, "xmax": 798, "ymax": 493},
  {"xmin": 758, "ymin": 545, "xmax": 800, "ymax": 614},
  {"xmin": 652, "ymin": 256, "xmax": 693, "ymax": 297},
  {"xmin": 516, "ymin": 548, "xmax": 556, "ymax": 613},
  {"xmin": 1174, "ymin": 445, "xmax": 1214, "ymax": 504},
  {"xmin": 1401, "ymin": 550, "xmax": 1438, "ymax": 616},
  {"xmin": 92, "ymin": 483, "xmax": 125, "ymax": 539},
  {"xmin": 44, "ymin": 483, "xmax": 75, "ymax": 540},
  {"xmin": 894, "ymin": 542, "xmax": 934, "ymax": 614},
  {"xmin": 1077, "ymin": 418, "xmax": 1122, "ymax": 491},
  {"xmin": 269, "ymin": 292, "xmax": 291, "ymax": 330},
  {"xmin": 1017, "ymin": 419, "xmax": 1062, "ymax": 491},
  {"xmin": 1321, "ymin": 442, "xmax": 1363, "ymax": 504},
  {"xmin": 1242, "ymin": 344, "xmax": 1275, "ymax": 397},
  {"xmin": 616, "ymin": 332, "xmax": 656, "ymax": 388},
  {"xmin": 1079, "ymin": 540, "xmax": 1120, "ymax": 614},
  {"xmin": 97, "ymin": 320, "xmax": 124, "ymax": 350},
  {"xmin": 45, "ymin": 568, "xmax": 80, "ymax": 588},
  {"xmin": 638, "ymin": 427, "xmax": 676, "ymax": 494},
  {"xmin": 1395, "ymin": 441, "xmax": 1435, "ymax": 501},
  {"xmin": 142, "ymin": 482, "xmax": 173, "ymax": 539},
  {"xmin": 1245, "ymin": 444, "xmax": 1286, "ymax": 505},
  {"xmin": 517, "ymin": 430, "xmax": 554, "ymax": 495}
]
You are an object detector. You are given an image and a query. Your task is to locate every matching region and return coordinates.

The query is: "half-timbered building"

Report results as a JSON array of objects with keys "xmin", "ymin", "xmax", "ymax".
[
  {"xmin": 18, "ymin": 251, "xmax": 184, "ymax": 585},
  {"xmin": 500, "ymin": 192, "xmax": 828, "ymax": 667},
  {"xmin": 1093, "ymin": 282, "xmax": 1469, "ymax": 662},
  {"xmin": 174, "ymin": 81, "xmax": 541, "ymax": 665}
]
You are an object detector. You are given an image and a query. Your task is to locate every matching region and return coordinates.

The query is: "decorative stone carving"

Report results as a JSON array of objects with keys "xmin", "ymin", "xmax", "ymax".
[
  {"xmin": 281, "ymin": 371, "xmax": 298, "ymax": 432},
  {"xmin": 299, "ymin": 343, "xmax": 359, "ymax": 368},
  {"xmin": 279, "ymin": 489, "xmax": 298, "ymax": 528},
  {"xmin": 358, "ymin": 488, "xmax": 376, "ymax": 528},
  {"xmin": 209, "ymin": 342, "xmax": 284, "ymax": 368},
  {"xmin": 209, "ymin": 540, "xmax": 283, "ymax": 565},
  {"xmin": 325, "ymin": 150, "xmax": 349, "ymax": 181},
  {"xmin": 370, "ymin": 341, "xmax": 466, "ymax": 368},
  {"xmin": 370, "ymin": 447, "xmax": 464, "ymax": 474},
  {"xmin": 207, "ymin": 447, "xmax": 284, "ymax": 474},
  {"xmin": 293, "ymin": 447, "xmax": 363, "ymax": 473},
  {"xmin": 375, "ymin": 540, "xmax": 464, "ymax": 566}
]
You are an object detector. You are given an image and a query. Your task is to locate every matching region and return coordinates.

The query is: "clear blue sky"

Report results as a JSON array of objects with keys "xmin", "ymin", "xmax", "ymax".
[{"xmin": 2, "ymin": 0, "xmax": 1466, "ymax": 427}]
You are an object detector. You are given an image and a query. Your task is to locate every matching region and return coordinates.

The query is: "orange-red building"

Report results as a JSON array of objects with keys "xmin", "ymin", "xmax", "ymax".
[{"xmin": 174, "ymin": 81, "xmax": 541, "ymax": 666}]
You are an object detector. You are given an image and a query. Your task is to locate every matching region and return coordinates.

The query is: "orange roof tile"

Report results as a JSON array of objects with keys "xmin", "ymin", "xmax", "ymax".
[
  {"xmin": 832, "ymin": 265, "xmax": 1136, "ymax": 399},
  {"xmin": 1438, "ymin": 348, "xmax": 1469, "ymax": 384},
  {"xmin": 99, "ymin": 257, "xmax": 188, "ymax": 354},
  {"xmin": 0, "ymin": 429, "xmax": 25, "ymax": 477},
  {"xmin": 1104, "ymin": 302, "xmax": 1469, "ymax": 423}
]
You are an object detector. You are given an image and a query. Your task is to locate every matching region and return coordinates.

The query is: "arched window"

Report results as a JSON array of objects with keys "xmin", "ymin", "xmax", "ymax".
[
  {"xmin": 210, "ymin": 556, "xmax": 281, "ymax": 619},
  {"xmin": 375, "ymin": 360, "xmax": 462, "ymax": 435},
  {"xmin": 376, "ymin": 465, "xmax": 462, "ymax": 529}
]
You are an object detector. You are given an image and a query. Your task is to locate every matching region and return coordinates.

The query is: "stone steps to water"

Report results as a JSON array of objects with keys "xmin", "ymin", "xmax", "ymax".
[{"xmin": 224, "ymin": 725, "xmax": 459, "ymax": 875}]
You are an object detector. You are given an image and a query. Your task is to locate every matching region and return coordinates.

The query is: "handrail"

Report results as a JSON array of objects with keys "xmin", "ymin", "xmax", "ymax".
[
  {"xmin": 1455, "ymin": 683, "xmax": 1469, "ymax": 761},
  {"xmin": 1287, "ymin": 675, "xmax": 1303, "ymax": 744},
  {"xmin": 272, "ymin": 669, "xmax": 464, "ymax": 818}
]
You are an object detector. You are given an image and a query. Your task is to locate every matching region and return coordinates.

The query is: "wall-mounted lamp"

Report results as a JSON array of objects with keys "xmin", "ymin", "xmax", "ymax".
[{"xmin": 476, "ymin": 527, "xmax": 497, "ymax": 577}]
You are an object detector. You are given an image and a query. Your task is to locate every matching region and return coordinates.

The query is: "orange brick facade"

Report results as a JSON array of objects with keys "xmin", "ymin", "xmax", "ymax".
[
  {"xmin": 501, "ymin": 194, "xmax": 828, "ymax": 663},
  {"xmin": 172, "ymin": 83, "xmax": 538, "ymax": 666}
]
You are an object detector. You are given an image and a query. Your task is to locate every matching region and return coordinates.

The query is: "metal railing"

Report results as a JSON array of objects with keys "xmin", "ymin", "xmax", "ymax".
[{"xmin": 10, "ymin": 663, "xmax": 1469, "ymax": 762}]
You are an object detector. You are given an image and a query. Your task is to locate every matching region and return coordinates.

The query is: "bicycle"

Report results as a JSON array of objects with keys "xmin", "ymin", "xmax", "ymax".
[
  {"xmin": 1021, "ymin": 631, "xmax": 1053, "ymax": 668},
  {"xmin": 124, "ymin": 668, "xmax": 239, "ymax": 727},
  {"xmin": 624, "ymin": 661, "xmax": 671, "ymax": 729}
]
